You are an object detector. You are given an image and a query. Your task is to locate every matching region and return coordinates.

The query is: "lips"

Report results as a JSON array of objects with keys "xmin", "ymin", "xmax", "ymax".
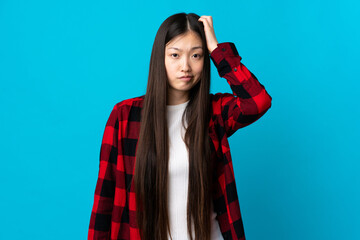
[
  {"xmin": 179, "ymin": 76, "xmax": 192, "ymax": 81},
  {"xmin": 179, "ymin": 75, "xmax": 193, "ymax": 79}
]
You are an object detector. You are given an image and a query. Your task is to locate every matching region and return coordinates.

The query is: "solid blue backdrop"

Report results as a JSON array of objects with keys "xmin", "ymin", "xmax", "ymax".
[{"xmin": 0, "ymin": 0, "xmax": 359, "ymax": 239}]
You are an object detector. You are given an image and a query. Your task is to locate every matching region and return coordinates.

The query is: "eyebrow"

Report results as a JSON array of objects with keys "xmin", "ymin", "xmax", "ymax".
[{"xmin": 168, "ymin": 46, "xmax": 203, "ymax": 51}]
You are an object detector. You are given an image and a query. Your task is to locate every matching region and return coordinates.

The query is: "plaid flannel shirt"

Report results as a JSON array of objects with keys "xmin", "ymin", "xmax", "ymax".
[{"xmin": 88, "ymin": 42, "xmax": 272, "ymax": 240}]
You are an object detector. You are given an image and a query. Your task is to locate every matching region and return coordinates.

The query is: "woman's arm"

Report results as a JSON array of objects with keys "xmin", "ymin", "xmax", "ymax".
[
  {"xmin": 210, "ymin": 42, "xmax": 272, "ymax": 136},
  {"xmin": 88, "ymin": 106, "xmax": 119, "ymax": 239},
  {"xmin": 199, "ymin": 16, "xmax": 272, "ymax": 136}
]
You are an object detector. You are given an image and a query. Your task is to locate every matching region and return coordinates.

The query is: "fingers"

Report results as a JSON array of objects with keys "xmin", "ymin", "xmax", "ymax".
[
  {"xmin": 198, "ymin": 15, "xmax": 218, "ymax": 54},
  {"xmin": 198, "ymin": 15, "xmax": 213, "ymax": 28}
]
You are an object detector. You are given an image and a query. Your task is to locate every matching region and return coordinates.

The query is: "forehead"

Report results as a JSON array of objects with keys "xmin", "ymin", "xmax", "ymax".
[{"xmin": 165, "ymin": 31, "xmax": 202, "ymax": 50}]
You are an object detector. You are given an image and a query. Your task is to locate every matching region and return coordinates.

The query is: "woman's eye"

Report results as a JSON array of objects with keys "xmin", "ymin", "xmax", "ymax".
[
  {"xmin": 171, "ymin": 53, "xmax": 179, "ymax": 58},
  {"xmin": 193, "ymin": 54, "xmax": 201, "ymax": 58}
]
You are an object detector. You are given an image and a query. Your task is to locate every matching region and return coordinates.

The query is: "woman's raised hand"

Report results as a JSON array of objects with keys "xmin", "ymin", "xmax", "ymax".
[{"xmin": 198, "ymin": 15, "xmax": 219, "ymax": 54}]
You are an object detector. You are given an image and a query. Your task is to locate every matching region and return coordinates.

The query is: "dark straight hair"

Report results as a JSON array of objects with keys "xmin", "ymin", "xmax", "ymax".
[{"xmin": 134, "ymin": 12, "xmax": 213, "ymax": 240}]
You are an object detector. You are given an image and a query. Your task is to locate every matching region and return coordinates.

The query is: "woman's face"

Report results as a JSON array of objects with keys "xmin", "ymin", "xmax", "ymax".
[{"xmin": 165, "ymin": 31, "xmax": 204, "ymax": 103}]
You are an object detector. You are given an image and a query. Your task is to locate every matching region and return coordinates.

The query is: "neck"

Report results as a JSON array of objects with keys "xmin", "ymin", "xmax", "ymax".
[{"xmin": 167, "ymin": 91, "xmax": 189, "ymax": 105}]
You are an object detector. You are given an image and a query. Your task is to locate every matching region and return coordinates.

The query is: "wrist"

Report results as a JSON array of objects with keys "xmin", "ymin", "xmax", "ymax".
[{"xmin": 209, "ymin": 42, "xmax": 218, "ymax": 54}]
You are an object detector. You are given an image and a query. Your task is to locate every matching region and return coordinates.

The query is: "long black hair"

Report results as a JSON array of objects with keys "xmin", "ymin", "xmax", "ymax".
[{"xmin": 134, "ymin": 12, "xmax": 213, "ymax": 240}]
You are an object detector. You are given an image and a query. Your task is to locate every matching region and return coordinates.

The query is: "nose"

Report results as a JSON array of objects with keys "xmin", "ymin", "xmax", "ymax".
[{"xmin": 180, "ymin": 57, "xmax": 191, "ymax": 72}]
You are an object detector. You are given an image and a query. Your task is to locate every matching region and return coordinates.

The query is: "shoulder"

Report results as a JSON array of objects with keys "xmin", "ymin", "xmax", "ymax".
[
  {"xmin": 108, "ymin": 95, "xmax": 144, "ymax": 123},
  {"xmin": 112, "ymin": 95, "xmax": 145, "ymax": 113},
  {"xmin": 114, "ymin": 95, "xmax": 145, "ymax": 109}
]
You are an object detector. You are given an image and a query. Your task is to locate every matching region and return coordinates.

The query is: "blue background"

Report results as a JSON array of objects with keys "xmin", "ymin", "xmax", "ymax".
[{"xmin": 1, "ymin": 0, "xmax": 359, "ymax": 239}]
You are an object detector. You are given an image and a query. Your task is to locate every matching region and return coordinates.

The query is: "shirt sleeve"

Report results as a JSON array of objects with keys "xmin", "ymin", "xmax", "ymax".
[
  {"xmin": 88, "ymin": 105, "xmax": 119, "ymax": 239},
  {"xmin": 210, "ymin": 42, "xmax": 272, "ymax": 137}
]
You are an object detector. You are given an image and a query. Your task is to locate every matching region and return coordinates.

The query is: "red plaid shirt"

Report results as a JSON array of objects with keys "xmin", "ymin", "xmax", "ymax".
[{"xmin": 88, "ymin": 42, "xmax": 272, "ymax": 240}]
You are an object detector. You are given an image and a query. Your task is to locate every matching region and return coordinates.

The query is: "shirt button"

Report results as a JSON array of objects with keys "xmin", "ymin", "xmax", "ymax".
[
  {"xmin": 234, "ymin": 68, "xmax": 237, "ymax": 72},
  {"xmin": 222, "ymin": 48, "xmax": 226, "ymax": 52}
]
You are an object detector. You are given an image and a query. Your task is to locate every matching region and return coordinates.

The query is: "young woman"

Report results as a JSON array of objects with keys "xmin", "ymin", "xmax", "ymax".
[{"xmin": 88, "ymin": 13, "xmax": 272, "ymax": 240}]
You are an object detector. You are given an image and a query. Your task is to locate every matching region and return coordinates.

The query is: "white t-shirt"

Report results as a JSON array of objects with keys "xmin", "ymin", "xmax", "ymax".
[{"xmin": 166, "ymin": 100, "xmax": 223, "ymax": 240}]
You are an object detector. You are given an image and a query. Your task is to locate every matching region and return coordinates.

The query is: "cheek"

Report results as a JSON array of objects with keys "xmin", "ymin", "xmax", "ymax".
[
  {"xmin": 167, "ymin": 65, "xmax": 177, "ymax": 77},
  {"xmin": 195, "ymin": 61, "xmax": 204, "ymax": 74},
  {"xmin": 165, "ymin": 61, "xmax": 175, "ymax": 76}
]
